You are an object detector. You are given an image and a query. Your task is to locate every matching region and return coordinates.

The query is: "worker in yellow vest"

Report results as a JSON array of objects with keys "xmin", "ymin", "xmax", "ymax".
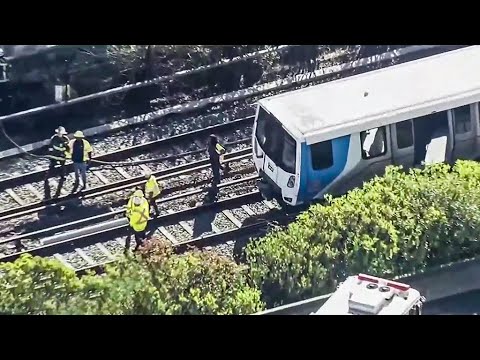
[
  {"xmin": 143, "ymin": 169, "xmax": 162, "ymax": 217},
  {"xmin": 125, "ymin": 189, "xmax": 150, "ymax": 252},
  {"xmin": 67, "ymin": 130, "xmax": 93, "ymax": 192},
  {"xmin": 207, "ymin": 134, "xmax": 229, "ymax": 185}
]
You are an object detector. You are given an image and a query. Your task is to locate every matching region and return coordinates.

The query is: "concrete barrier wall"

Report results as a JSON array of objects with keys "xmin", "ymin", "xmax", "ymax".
[{"xmin": 255, "ymin": 256, "xmax": 480, "ymax": 315}]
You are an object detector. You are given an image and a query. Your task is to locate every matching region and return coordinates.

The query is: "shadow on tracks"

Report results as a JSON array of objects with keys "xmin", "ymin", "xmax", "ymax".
[
  {"xmin": 232, "ymin": 208, "xmax": 289, "ymax": 264},
  {"xmin": 191, "ymin": 187, "xmax": 218, "ymax": 238},
  {"xmin": 9, "ymin": 198, "xmax": 113, "ymax": 240}
]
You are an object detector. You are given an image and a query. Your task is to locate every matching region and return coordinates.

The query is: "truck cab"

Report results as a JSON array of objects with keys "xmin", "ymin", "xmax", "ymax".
[{"xmin": 312, "ymin": 274, "xmax": 425, "ymax": 315}]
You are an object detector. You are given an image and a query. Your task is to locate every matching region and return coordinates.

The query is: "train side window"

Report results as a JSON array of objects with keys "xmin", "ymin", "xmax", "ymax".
[
  {"xmin": 360, "ymin": 126, "xmax": 387, "ymax": 159},
  {"xmin": 311, "ymin": 140, "xmax": 333, "ymax": 170},
  {"xmin": 396, "ymin": 120, "xmax": 414, "ymax": 149},
  {"xmin": 453, "ymin": 105, "xmax": 472, "ymax": 134}
]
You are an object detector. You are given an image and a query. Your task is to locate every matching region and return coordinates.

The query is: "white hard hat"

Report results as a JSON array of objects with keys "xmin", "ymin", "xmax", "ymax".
[
  {"xmin": 74, "ymin": 130, "xmax": 84, "ymax": 138},
  {"xmin": 55, "ymin": 126, "xmax": 67, "ymax": 135},
  {"xmin": 143, "ymin": 169, "xmax": 152, "ymax": 179}
]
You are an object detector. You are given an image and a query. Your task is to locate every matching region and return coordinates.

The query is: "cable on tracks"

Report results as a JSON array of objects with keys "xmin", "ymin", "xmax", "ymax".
[{"xmin": 0, "ymin": 120, "xmax": 205, "ymax": 169}]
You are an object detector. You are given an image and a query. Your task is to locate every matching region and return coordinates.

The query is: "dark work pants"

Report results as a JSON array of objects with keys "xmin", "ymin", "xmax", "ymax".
[
  {"xmin": 211, "ymin": 160, "xmax": 221, "ymax": 185},
  {"xmin": 125, "ymin": 228, "xmax": 146, "ymax": 251},
  {"xmin": 44, "ymin": 159, "xmax": 66, "ymax": 199},
  {"xmin": 147, "ymin": 195, "xmax": 160, "ymax": 216}
]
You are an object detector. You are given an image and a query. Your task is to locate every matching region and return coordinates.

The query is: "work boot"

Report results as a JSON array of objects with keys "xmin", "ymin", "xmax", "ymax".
[
  {"xmin": 15, "ymin": 239, "xmax": 25, "ymax": 251},
  {"xmin": 54, "ymin": 178, "xmax": 65, "ymax": 198},
  {"xmin": 223, "ymin": 163, "xmax": 230, "ymax": 175},
  {"xmin": 71, "ymin": 181, "xmax": 79, "ymax": 194}
]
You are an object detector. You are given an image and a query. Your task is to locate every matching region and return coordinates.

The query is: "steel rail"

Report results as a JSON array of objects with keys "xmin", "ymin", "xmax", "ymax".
[
  {"xmin": 74, "ymin": 212, "xmax": 297, "ymax": 276},
  {"xmin": 0, "ymin": 175, "xmax": 260, "ymax": 248},
  {"xmin": 0, "ymin": 46, "xmax": 299, "ymax": 124},
  {"xmin": 0, "ymin": 148, "xmax": 253, "ymax": 222},
  {"xmin": 0, "ymin": 190, "xmax": 265, "ymax": 262},
  {"xmin": 0, "ymin": 115, "xmax": 255, "ymax": 190}
]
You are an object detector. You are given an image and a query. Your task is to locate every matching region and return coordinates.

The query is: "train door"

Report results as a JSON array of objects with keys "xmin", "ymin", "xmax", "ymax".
[
  {"xmin": 391, "ymin": 120, "xmax": 415, "ymax": 169},
  {"xmin": 450, "ymin": 104, "xmax": 477, "ymax": 161},
  {"xmin": 412, "ymin": 110, "xmax": 451, "ymax": 166}
]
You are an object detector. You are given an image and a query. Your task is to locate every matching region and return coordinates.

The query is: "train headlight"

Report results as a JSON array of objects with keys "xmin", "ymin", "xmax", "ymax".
[{"xmin": 287, "ymin": 175, "xmax": 295, "ymax": 188}]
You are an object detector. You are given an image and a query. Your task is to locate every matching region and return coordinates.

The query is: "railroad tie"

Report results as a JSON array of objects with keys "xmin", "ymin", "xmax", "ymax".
[
  {"xmin": 75, "ymin": 248, "xmax": 95, "ymax": 266},
  {"xmin": 139, "ymin": 164, "xmax": 153, "ymax": 175},
  {"xmin": 25, "ymin": 184, "xmax": 44, "ymax": 201},
  {"xmin": 262, "ymin": 200, "xmax": 276, "ymax": 210},
  {"xmin": 241, "ymin": 205, "xmax": 256, "ymax": 216},
  {"xmin": 178, "ymin": 221, "xmax": 194, "ymax": 236},
  {"xmin": 157, "ymin": 226, "xmax": 178, "ymax": 244},
  {"xmin": 211, "ymin": 222, "xmax": 222, "ymax": 234},
  {"xmin": 115, "ymin": 167, "xmax": 132, "ymax": 179},
  {"xmin": 95, "ymin": 243, "xmax": 116, "ymax": 261},
  {"xmin": 222, "ymin": 210, "xmax": 242, "ymax": 228},
  {"xmin": 91, "ymin": 170, "xmax": 110, "ymax": 185},
  {"xmin": 5, "ymin": 188, "xmax": 25, "ymax": 206},
  {"xmin": 167, "ymin": 209, "xmax": 193, "ymax": 236},
  {"xmin": 53, "ymin": 253, "xmax": 74, "ymax": 270}
]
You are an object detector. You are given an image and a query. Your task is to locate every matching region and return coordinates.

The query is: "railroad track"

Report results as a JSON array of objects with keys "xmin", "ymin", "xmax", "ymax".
[
  {"xmin": 0, "ymin": 116, "xmax": 255, "ymax": 221},
  {"xmin": 0, "ymin": 45, "xmax": 443, "ymax": 219},
  {"xmin": 0, "ymin": 45, "xmax": 458, "ymax": 271},
  {"xmin": 0, "ymin": 46, "xmax": 361, "ymax": 229},
  {"xmin": 0, "ymin": 176, "xmax": 302, "ymax": 273},
  {"xmin": 0, "ymin": 46, "xmax": 359, "ymax": 170},
  {"xmin": 0, "ymin": 156, "xmax": 259, "ymax": 257},
  {"xmin": 0, "ymin": 46, "xmax": 357, "ymax": 156}
]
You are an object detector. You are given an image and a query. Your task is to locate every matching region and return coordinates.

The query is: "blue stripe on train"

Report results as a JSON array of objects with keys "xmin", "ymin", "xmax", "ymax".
[{"xmin": 297, "ymin": 135, "xmax": 351, "ymax": 203}]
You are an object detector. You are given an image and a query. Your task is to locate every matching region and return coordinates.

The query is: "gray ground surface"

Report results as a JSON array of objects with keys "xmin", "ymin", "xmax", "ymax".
[{"xmin": 424, "ymin": 290, "xmax": 480, "ymax": 315}]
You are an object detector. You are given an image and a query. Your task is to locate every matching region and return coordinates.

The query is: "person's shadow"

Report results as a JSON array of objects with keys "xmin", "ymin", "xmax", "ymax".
[
  {"xmin": 11, "ymin": 197, "xmax": 113, "ymax": 240},
  {"xmin": 191, "ymin": 186, "xmax": 218, "ymax": 238}
]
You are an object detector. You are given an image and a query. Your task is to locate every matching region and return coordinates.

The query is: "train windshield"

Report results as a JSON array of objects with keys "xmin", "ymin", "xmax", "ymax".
[{"xmin": 256, "ymin": 107, "xmax": 296, "ymax": 174}]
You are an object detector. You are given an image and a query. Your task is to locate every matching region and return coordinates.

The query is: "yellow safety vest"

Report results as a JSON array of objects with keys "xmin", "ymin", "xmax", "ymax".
[
  {"xmin": 145, "ymin": 175, "xmax": 162, "ymax": 198},
  {"xmin": 126, "ymin": 196, "xmax": 150, "ymax": 232},
  {"xmin": 215, "ymin": 143, "xmax": 226, "ymax": 155},
  {"xmin": 215, "ymin": 143, "xmax": 226, "ymax": 163},
  {"xmin": 66, "ymin": 139, "xmax": 93, "ymax": 162}
]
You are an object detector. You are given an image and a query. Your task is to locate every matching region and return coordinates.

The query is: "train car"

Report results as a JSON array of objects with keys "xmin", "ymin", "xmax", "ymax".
[{"xmin": 252, "ymin": 45, "xmax": 480, "ymax": 206}]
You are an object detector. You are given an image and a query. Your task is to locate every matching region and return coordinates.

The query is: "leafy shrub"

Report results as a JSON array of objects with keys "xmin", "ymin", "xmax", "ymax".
[
  {"xmin": 0, "ymin": 254, "xmax": 81, "ymax": 315},
  {"xmin": 246, "ymin": 161, "xmax": 480, "ymax": 307},
  {"xmin": 0, "ymin": 240, "xmax": 264, "ymax": 315}
]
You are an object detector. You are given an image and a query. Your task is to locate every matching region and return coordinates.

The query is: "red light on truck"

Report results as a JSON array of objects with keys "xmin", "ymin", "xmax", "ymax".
[{"xmin": 357, "ymin": 274, "xmax": 410, "ymax": 292}]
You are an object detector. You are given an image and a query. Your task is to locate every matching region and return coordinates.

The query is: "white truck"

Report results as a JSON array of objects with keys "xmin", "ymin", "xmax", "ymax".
[{"xmin": 312, "ymin": 274, "xmax": 426, "ymax": 315}]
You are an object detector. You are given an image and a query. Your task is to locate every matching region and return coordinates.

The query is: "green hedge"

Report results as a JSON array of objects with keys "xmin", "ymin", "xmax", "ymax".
[
  {"xmin": 3, "ymin": 161, "xmax": 480, "ymax": 314},
  {"xmin": 246, "ymin": 161, "xmax": 480, "ymax": 308},
  {"xmin": 0, "ymin": 241, "xmax": 264, "ymax": 315}
]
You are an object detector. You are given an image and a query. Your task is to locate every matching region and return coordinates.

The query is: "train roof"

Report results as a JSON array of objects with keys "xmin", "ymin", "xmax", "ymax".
[{"xmin": 258, "ymin": 46, "xmax": 480, "ymax": 145}]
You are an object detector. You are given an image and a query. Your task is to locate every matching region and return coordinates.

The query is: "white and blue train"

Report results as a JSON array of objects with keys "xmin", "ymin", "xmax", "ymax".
[{"xmin": 253, "ymin": 45, "xmax": 480, "ymax": 206}]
